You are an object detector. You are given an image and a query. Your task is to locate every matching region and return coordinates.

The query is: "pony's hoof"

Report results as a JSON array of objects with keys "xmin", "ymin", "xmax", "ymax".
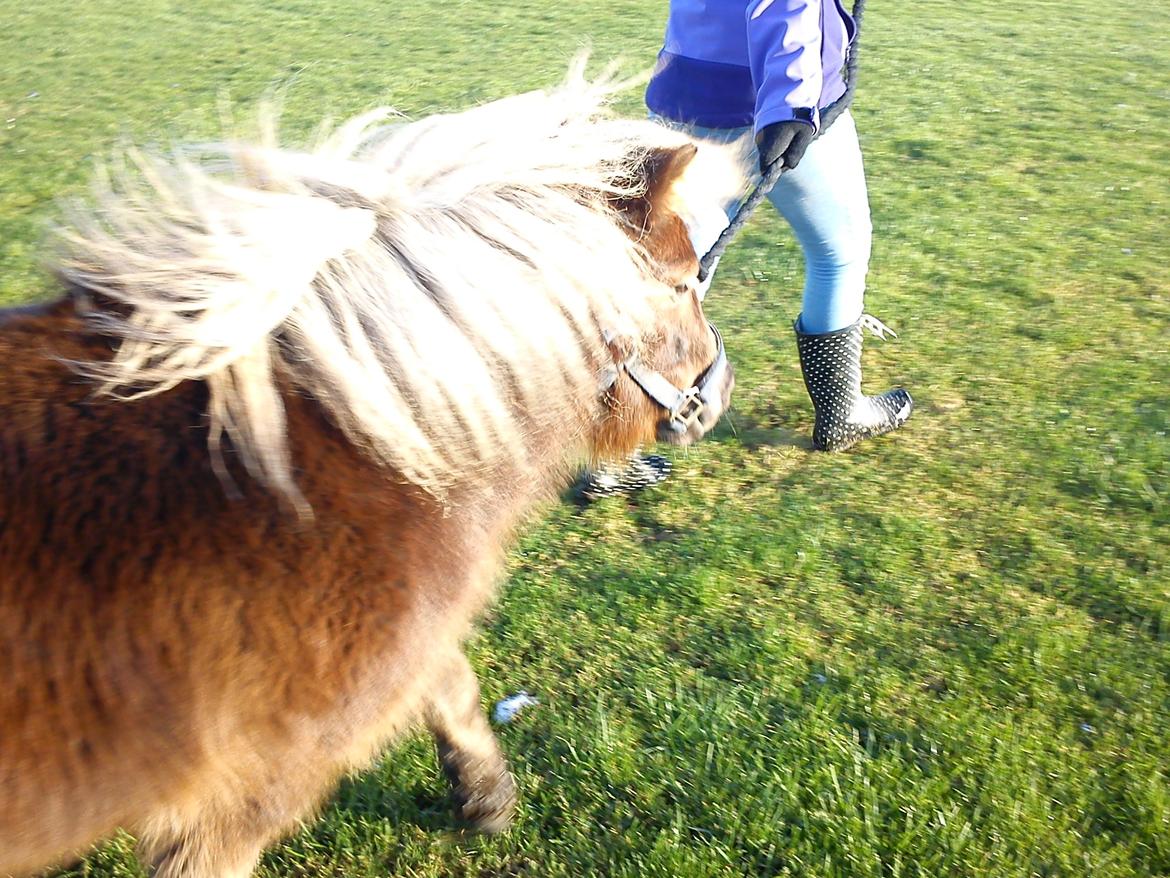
[{"xmin": 453, "ymin": 769, "xmax": 517, "ymax": 834}]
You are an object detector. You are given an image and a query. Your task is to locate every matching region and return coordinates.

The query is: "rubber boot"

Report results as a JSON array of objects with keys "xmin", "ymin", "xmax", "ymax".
[
  {"xmin": 795, "ymin": 314, "xmax": 913, "ymax": 451},
  {"xmin": 574, "ymin": 454, "xmax": 671, "ymax": 502}
]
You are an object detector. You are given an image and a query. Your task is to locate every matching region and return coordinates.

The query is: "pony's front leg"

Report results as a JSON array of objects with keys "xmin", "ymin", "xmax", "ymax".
[
  {"xmin": 138, "ymin": 760, "xmax": 338, "ymax": 878},
  {"xmin": 140, "ymin": 798, "xmax": 285, "ymax": 878},
  {"xmin": 424, "ymin": 649, "xmax": 516, "ymax": 834}
]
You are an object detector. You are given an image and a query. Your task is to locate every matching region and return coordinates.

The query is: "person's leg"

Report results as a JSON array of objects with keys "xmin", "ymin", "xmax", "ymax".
[
  {"xmin": 765, "ymin": 111, "xmax": 870, "ymax": 334},
  {"xmin": 765, "ymin": 111, "xmax": 912, "ymax": 450}
]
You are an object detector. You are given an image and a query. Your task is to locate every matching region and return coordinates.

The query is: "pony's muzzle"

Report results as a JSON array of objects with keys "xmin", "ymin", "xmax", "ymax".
[{"xmin": 657, "ymin": 327, "xmax": 735, "ymax": 445}]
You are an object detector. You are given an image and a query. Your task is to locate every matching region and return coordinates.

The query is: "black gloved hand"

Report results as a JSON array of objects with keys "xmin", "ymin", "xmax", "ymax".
[{"xmin": 755, "ymin": 120, "xmax": 815, "ymax": 174}]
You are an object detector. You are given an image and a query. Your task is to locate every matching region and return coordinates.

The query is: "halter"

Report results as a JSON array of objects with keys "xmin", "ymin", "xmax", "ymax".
[{"xmin": 608, "ymin": 322, "xmax": 728, "ymax": 435}]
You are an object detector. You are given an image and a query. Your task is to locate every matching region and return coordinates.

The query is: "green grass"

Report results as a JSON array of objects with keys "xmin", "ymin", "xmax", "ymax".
[{"xmin": 4, "ymin": 0, "xmax": 1169, "ymax": 875}]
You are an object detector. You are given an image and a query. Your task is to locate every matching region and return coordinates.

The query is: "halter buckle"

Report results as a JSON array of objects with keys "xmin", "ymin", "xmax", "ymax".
[{"xmin": 670, "ymin": 387, "xmax": 705, "ymax": 431}]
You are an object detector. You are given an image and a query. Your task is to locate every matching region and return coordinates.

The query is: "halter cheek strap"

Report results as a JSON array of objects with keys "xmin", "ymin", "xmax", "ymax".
[{"xmin": 623, "ymin": 361, "xmax": 705, "ymax": 433}]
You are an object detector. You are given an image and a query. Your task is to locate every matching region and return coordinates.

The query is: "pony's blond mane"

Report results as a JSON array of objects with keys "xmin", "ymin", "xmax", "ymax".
[{"xmin": 54, "ymin": 62, "xmax": 746, "ymax": 509}]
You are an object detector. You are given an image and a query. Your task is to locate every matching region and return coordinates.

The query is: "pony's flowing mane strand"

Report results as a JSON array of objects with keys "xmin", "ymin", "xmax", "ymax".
[{"xmin": 54, "ymin": 64, "xmax": 743, "ymax": 508}]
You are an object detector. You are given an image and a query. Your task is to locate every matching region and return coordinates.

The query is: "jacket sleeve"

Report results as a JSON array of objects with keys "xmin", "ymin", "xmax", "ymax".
[{"xmin": 745, "ymin": 0, "xmax": 823, "ymax": 134}]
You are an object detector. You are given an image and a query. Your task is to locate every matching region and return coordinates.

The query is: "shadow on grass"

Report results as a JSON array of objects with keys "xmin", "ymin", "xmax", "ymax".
[
  {"xmin": 706, "ymin": 414, "xmax": 809, "ymax": 449},
  {"xmin": 330, "ymin": 767, "xmax": 455, "ymax": 832}
]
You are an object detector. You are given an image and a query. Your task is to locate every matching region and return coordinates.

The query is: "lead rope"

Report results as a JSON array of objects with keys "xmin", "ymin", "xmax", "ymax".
[{"xmin": 696, "ymin": 0, "xmax": 867, "ymax": 283}]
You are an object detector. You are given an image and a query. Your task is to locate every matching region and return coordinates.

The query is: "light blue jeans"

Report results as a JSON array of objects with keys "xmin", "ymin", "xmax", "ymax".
[{"xmin": 668, "ymin": 111, "xmax": 872, "ymax": 335}]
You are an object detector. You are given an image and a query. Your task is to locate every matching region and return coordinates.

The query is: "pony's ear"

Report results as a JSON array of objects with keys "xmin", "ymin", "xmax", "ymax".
[
  {"xmin": 641, "ymin": 143, "xmax": 698, "ymax": 215},
  {"xmin": 613, "ymin": 143, "xmax": 701, "ymax": 286}
]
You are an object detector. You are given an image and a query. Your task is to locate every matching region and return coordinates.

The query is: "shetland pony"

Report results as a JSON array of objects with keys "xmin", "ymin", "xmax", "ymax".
[{"xmin": 0, "ymin": 68, "xmax": 745, "ymax": 878}]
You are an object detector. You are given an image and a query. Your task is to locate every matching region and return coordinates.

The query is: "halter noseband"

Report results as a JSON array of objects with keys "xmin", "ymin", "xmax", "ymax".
[{"xmin": 607, "ymin": 322, "xmax": 728, "ymax": 435}]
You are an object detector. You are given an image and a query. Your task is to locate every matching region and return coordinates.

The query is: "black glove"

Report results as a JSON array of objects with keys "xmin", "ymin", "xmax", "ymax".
[{"xmin": 755, "ymin": 120, "xmax": 815, "ymax": 174}]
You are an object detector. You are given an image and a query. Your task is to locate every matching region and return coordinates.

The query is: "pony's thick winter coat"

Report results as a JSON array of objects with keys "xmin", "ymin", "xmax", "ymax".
[{"xmin": 0, "ymin": 67, "xmax": 745, "ymax": 878}]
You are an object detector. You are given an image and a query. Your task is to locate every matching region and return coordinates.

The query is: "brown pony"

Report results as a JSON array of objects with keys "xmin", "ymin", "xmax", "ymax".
[{"xmin": 0, "ymin": 69, "xmax": 745, "ymax": 878}]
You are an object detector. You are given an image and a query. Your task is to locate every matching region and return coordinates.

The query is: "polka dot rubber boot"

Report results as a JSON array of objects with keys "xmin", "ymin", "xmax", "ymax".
[
  {"xmin": 574, "ymin": 454, "xmax": 672, "ymax": 502},
  {"xmin": 794, "ymin": 314, "xmax": 913, "ymax": 452}
]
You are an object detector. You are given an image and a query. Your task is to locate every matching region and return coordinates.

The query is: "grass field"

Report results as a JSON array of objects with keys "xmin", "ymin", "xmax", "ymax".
[{"xmin": 3, "ymin": 1, "xmax": 1169, "ymax": 875}]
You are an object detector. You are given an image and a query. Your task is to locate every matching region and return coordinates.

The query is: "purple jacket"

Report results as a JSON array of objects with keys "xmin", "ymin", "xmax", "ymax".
[{"xmin": 645, "ymin": 0, "xmax": 856, "ymax": 134}]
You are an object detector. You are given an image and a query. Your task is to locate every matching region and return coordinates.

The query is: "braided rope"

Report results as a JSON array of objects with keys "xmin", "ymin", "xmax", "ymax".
[{"xmin": 697, "ymin": 0, "xmax": 867, "ymax": 282}]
